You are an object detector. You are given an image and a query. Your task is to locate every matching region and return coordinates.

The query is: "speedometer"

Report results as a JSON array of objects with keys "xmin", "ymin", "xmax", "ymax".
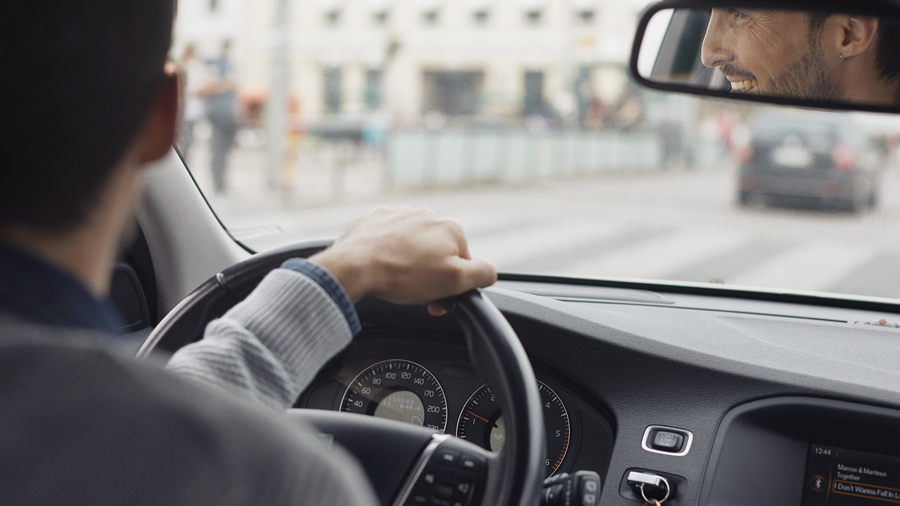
[
  {"xmin": 341, "ymin": 359, "xmax": 448, "ymax": 433},
  {"xmin": 456, "ymin": 381, "xmax": 570, "ymax": 477}
]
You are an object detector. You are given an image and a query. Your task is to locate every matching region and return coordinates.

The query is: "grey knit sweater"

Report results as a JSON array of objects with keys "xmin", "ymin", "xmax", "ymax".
[
  {"xmin": 167, "ymin": 268, "xmax": 356, "ymax": 411},
  {"xmin": 0, "ymin": 268, "xmax": 379, "ymax": 506}
]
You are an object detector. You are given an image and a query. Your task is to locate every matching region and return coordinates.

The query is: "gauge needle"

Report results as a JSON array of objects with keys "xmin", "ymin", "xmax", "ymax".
[{"xmin": 467, "ymin": 411, "xmax": 490, "ymax": 424}]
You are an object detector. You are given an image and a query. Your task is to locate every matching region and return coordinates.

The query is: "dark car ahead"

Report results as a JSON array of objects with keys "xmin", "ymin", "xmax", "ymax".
[{"xmin": 736, "ymin": 109, "xmax": 882, "ymax": 212}]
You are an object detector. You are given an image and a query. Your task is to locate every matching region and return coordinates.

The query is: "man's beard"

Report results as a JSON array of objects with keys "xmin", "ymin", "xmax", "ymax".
[{"xmin": 769, "ymin": 44, "xmax": 844, "ymax": 101}]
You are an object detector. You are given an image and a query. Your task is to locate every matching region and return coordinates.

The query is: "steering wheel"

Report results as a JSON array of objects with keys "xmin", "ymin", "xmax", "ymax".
[{"xmin": 137, "ymin": 239, "xmax": 546, "ymax": 506}]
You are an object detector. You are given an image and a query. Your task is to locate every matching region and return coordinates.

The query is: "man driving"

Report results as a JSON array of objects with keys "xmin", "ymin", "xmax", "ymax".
[
  {"xmin": 700, "ymin": 8, "xmax": 900, "ymax": 105},
  {"xmin": 1, "ymin": 0, "xmax": 495, "ymax": 503}
]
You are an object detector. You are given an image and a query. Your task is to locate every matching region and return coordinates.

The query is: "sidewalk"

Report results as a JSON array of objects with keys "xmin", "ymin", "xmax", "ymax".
[{"xmin": 185, "ymin": 133, "xmax": 387, "ymax": 215}]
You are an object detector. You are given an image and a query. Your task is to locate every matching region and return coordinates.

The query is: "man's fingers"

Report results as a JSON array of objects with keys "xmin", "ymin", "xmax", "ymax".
[
  {"xmin": 426, "ymin": 257, "xmax": 494, "ymax": 318},
  {"xmin": 433, "ymin": 217, "xmax": 470, "ymax": 260},
  {"xmin": 456, "ymin": 234, "xmax": 472, "ymax": 261},
  {"xmin": 449, "ymin": 256, "xmax": 498, "ymax": 291},
  {"xmin": 326, "ymin": 206, "xmax": 493, "ymax": 308}
]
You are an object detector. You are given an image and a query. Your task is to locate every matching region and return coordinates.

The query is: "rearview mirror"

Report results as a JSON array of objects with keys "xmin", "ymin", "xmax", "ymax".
[{"xmin": 630, "ymin": 3, "xmax": 900, "ymax": 113}]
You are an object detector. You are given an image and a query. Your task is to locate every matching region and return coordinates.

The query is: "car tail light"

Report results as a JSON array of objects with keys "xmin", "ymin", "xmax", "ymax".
[{"xmin": 832, "ymin": 141, "xmax": 856, "ymax": 172}]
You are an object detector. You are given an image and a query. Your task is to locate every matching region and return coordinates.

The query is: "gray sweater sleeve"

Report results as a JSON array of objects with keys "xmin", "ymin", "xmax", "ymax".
[{"xmin": 165, "ymin": 268, "xmax": 354, "ymax": 410}]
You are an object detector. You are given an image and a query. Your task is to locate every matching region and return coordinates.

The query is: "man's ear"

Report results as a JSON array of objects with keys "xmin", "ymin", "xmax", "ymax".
[
  {"xmin": 137, "ymin": 69, "xmax": 179, "ymax": 164},
  {"xmin": 838, "ymin": 16, "xmax": 880, "ymax": 59}
]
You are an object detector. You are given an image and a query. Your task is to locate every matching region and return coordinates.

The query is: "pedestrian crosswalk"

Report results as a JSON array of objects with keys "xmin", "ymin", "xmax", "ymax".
[
  {"xmin": 549, "ymin": 227, "xmax": 751, "ymax": 281},
  {"xmin": 726, "ymin": 241, "xmax": 879, "ymax": 293},
  {"xmin": 206, "ymin": 159, "xmax": 900, "ymax": 302},
  {"xmin": 457, "ymin": 218, "xmax": 900, "ymax": 300},
  {"xmin": 220, "ymin": 203, "xmax": 900, "ymax": 300},
  {"xmin": 471, "ymin": 219, "xmax": 625, "ymax": 269}
]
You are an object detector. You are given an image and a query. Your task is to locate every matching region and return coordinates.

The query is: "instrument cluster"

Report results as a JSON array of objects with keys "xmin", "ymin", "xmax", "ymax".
[
  {"xmin": 340, "ymin": 358, "xmax": 571, "ymax": 477},
  {"xmin": 296, "ymin": 331, "xmax": 614, "ymax": 479}
]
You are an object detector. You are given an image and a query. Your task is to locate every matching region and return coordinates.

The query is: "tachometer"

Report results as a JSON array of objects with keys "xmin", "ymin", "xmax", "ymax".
[
  {"xmin": 456, "ymin": 381, "xmax": 570, "ymax": 477},
  {"xmin": 341, "ymin": 359, "xmax": 448, "ymax": 433}
]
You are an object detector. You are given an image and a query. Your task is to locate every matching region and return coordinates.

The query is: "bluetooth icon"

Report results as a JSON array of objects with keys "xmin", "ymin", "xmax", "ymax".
[{"xmin": 811, "ymin": 475, "xmax": 826, "ymax": 493}]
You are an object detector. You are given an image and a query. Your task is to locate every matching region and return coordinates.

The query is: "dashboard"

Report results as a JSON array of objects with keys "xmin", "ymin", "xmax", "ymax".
[
  {"xmin": 133, "ymin": 137, "xmax": 900, "ymax": 506},
  {"xmin": 296, "ymin": 330, "xmax": 615, "ymax": 480},
  {"xmin": 294, "ymin": 278, "xmax": 900, "ymax": 506}
]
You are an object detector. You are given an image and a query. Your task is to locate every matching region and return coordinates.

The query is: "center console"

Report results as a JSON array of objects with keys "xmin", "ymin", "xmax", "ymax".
[
  {"xmin": 699, "ymin": 397, "xmax": 900, "ymax": 506},
  {"xmin": 802, "ymin": 444, "xmax": 900, "ymax": 505}
]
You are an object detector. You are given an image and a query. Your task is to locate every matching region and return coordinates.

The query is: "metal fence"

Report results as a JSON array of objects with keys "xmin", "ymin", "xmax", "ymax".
[{"xmin": 385, "ymin": 131, "xmax": 667, "ymax": 188}]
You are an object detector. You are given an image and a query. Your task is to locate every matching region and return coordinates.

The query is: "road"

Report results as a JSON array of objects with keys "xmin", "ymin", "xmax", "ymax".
[{"xmin": 187, "ymin": 142, "xmax": 900, "ymax": 301}]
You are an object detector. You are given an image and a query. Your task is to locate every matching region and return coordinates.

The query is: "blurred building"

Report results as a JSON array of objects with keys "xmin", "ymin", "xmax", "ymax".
[{"xmin": 174, "ymin": 0, "xmax": 649, "ymax": 125}]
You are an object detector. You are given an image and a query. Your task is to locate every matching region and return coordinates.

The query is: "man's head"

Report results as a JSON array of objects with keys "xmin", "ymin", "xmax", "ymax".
[
  {"xmin": 2, "ymin": 0, "xmax": 176, "ymax": 234},
  {"xmin": 700, "ymin": 9, "xmax": 900, "ymax": 105}
]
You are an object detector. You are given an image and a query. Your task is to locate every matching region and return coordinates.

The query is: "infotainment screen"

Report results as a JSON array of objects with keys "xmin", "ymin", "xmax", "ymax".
[{"xmin": 803, "ymin": 444, "xmax": 900, "ymax": 505}]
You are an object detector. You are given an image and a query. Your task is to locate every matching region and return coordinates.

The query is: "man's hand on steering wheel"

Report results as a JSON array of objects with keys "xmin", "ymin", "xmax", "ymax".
[
  {"xmin": 309, "ymin": 206, "xmax": 498, "ymax": 315},
  {"xmin": 142, "ymin": 205, "xmax": 545, "ymax": 506}
]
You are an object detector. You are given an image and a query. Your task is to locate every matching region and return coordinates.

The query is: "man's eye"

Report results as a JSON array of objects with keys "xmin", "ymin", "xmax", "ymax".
[{"xmin": 729, "ymin": 8, "xmax": 748, "ymax": 19}]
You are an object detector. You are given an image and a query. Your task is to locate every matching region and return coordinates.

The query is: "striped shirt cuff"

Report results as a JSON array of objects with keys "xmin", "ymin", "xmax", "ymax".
[{"xmin": 280, "ymin": 258, "xmax": 362, "ymax": 336}]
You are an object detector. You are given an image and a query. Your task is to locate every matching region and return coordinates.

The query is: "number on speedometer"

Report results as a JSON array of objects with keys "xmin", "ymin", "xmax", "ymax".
[
  {"xmin": 456, "ymin": 381, "xmax": 570, "ymax": 477},
  {"xmin": 341, "ymin": 359, "xmax": 448, "ymax": 433}
]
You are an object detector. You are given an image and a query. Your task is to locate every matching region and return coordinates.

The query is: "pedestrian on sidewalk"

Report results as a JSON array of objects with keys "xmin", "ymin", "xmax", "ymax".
[{"xmin": 203, "ymin": 40, "xmax": 238, "ymax": 194}]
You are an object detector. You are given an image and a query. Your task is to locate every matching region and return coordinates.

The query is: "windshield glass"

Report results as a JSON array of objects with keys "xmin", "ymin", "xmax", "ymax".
[{"xmin": 172, "ymin": 0, "xmax": 900, "ymax": 301}]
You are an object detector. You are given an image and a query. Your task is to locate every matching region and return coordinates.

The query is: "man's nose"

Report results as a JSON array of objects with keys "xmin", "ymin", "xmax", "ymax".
[{"xmin": 701, "ymin": 9, "xmax": 731, "ymax": 68}]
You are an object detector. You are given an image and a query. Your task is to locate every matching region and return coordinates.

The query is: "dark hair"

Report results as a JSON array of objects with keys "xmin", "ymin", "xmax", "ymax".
[
  {"xmin": 875, "ymin": 18, "xmax": 900, "ymax": 80},
  {"xmin": 2, "ymin": 0, "xmax": 175, "ymax": 232},
  {"xmin": 809, "ymin": 12, "xmax": 900, "ymax": 81}
]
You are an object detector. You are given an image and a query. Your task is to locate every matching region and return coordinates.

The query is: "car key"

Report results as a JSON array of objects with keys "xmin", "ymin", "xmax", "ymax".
[{"xmin": 626, "ymin": 471, "xmax": 672, "ymax": 506}]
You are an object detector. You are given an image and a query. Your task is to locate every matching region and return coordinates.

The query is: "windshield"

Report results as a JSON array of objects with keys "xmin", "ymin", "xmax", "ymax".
[{"xmin": 172, "ymin": 0, "xmax": 900, "ymax": 301}]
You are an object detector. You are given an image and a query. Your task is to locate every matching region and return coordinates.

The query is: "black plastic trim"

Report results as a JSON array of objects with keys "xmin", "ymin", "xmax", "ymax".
[
  {"xmin": 111, "ymin": 262, "xmax": 152, "ymax": 333},
  {"xmin": 498, "ymin": 273, "xmax": 900, "ymax": 314},
  {"xmin": 121, "ymin": 225, "xmax": 159, "ymax": 324}
]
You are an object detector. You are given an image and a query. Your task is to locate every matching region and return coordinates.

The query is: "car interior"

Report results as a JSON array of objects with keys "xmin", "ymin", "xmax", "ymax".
[{"xmin": 111, "ymin": 1, "xmax": 900, "ymax": 505}]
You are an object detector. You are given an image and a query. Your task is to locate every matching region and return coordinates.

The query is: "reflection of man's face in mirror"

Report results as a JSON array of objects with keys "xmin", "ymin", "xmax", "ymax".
[{"xmin": 700, "ymin": 9, "xmax": 900, "ymax": 105}]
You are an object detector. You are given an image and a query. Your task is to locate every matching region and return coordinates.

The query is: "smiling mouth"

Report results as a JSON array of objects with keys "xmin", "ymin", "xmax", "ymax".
[{"xmin": 729, "ymin": 77, "xmax": 759, "ymax": 93}]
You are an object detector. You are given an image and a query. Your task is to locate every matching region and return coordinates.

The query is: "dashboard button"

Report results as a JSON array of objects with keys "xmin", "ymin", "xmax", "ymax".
[
  {"xmin": 544, "ymin": 483, "xmax": 564, "ymax": 506},
  {"xmin": 458, "ymin": 453, "xmax": 486, "ymax": 472},
  {"xmin": 435, "ymin": 485, "xmax": 455, "ymax": 499},
  {"xmin": 434, "ymin": 449, "xmax": 460, "ymax": 466},
  {"xmin": 456, "ymin": 481, "xmax": 472, "ymax": 496},
  {"xmin": 641, "ymin": 426, "xmax": 693, "ymax": 456},
  {"xmin": 651, "ymin": 430, "xmax": 684, "ymax": 451}
]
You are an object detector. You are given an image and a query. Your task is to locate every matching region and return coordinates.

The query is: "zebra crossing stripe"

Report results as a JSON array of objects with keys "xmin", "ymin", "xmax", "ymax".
[
  {"xmin": 727, "ymin": 241, "xmax": 879, "ymax": 292},
  {"xmin": 552, "ymin": 227, "xmax": 751, "ymax": 281}
]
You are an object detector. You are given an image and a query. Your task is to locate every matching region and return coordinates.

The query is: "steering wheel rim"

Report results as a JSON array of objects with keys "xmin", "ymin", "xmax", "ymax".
[
  {"xmin": 138, "ymin": 239, "xmax": 545, "ymax": 506},
  {"xmin": 442, "ymin": 289, "xmax": 546, "ymax": 506}
]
